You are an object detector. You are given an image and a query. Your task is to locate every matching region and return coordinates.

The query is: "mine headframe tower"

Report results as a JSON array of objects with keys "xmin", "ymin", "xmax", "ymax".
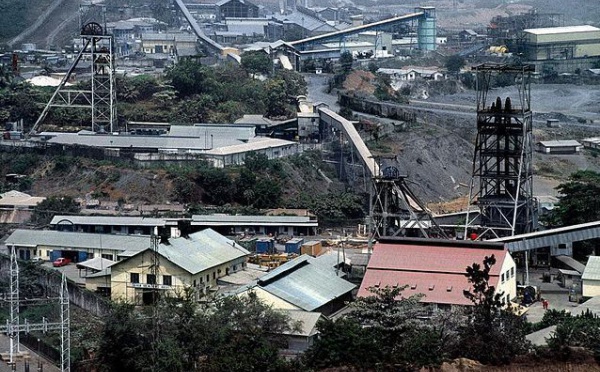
[
  {"xmin": 464, "ymin": 63, "xmax": 536, "ymax": 239},
  {"xmin": 369, "ymin": 156, "xmax": 447, "ymax": 239},
  {"xmin": 30, "ymin": 22, "xmax": 116, "ymax": 135}
]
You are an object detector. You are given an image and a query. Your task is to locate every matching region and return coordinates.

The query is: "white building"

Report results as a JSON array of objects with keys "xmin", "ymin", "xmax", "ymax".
[{"xmin": 582, "ymin": 256, "xmax": 600, "ymax": 297}]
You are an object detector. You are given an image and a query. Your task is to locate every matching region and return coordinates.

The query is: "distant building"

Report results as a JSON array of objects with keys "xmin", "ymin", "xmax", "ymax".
[
  {"xmin": 202, "ymin": 137, "xmax": 301, "ymax": 167},
  {"xmin": 359, "ymin": 238, "xmax": 517, "ymax": 310},
  {"xmin": 523, "ymin": 26, "xmax": 600, "ymax": 61},
  {"xmin": 0, "ymin": 190, "xmax": 45, "ymax": 224},
  {"xmin": 535, "ymin": 140, "xmax": 582, "ymax": 154},
  {"xmin": 50, "ymin": 215, "xmax": 181, "ymax": 238},
  {"xmin": 141, "ymin": 33, "xmax": 198, "ymax": 55},
  {"xmin": 215, "ymin": 0, "xmax": 259, "ymax": 22},
  {"xmin": 377, "ymin": 67, "xmax": 445, "ymax": 82},
  {"xmin": 582, "ymin": 137, "xmax": 600, "ymax": 150},
  {"xmin": 190, "ymin": 213, "xmax": 318, "ymax": 236}
]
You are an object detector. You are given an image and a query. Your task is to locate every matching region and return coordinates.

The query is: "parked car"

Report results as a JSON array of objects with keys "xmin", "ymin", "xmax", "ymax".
[{"xmin": 53, "ymin": 257, "xmax": 71, "ymax": 267}]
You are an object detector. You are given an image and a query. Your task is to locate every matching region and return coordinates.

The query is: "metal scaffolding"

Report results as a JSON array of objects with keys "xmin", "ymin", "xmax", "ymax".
[
  {"xmin": 464, "ymin": 63, "xmax": 537, "ymax": 239},
  {"xmin": 30, "ymin": 22, "xmax": 117, "ymax": 135}
]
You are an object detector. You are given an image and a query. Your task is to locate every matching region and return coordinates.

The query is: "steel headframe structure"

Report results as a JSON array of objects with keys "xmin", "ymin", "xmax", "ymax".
[
  {"xmin": 369, "ymin": 156, "xmax": 448, "ymax": 239},
  {"xmin": 31, "ymin": 22, "xmax": 117, "ymax": 135},
  {"xmin": 464, "ymin": 63, "xmax": 537, "ymax": 240}
]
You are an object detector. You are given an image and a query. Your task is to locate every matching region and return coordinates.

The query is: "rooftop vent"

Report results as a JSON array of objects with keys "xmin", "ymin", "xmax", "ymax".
[
  {"xmin": 428, "ymin": 285, "xmax": 435, "ymax": 291},
  {"xmin": 410, "ymin": 284, "xmax": 417, "ymax": 290},
  {"xmin": 446, "ymin": 286, "xmax": 453, "ymax": 292}
]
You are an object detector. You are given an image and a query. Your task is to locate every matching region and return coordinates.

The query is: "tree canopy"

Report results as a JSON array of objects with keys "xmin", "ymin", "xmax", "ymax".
[
  {"xmin": 546, "ymin": 170, "xmax": 600, "ymax": 227},
  {"xmin": 241, "ymin": 51, "xmax": 272, "ymax": 75}
]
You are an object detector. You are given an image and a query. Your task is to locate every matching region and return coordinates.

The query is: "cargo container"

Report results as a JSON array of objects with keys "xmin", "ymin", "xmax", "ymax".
[
  {"xmin": 301, "ymin": 240, "xmax": 322, "ymax": 256},
  {"xmin": 256, "ymin": 237, "xmax": 275, "ymax": 254},
  {"xmin": 238, "ymin": 236, "xmax": 257, "ymax": 251},
  {"xmin": 285, "ymin": 238, "xmax": 305, "ymax": 254}
]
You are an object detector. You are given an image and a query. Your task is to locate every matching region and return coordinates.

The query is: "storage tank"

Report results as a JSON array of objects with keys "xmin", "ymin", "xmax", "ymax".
[
  {"xmin": 416, "ymin": 7, "xmax": 437, "ymax": 51},
  {"xmin": 285, "ymin": 238, "xmax": 304, "ymax": 254}
]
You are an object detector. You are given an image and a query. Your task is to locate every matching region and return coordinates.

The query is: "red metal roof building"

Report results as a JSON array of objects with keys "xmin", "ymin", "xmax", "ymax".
[{"xmin": 358, "ymin": 238, "xmax": 517, "ymax": 307}]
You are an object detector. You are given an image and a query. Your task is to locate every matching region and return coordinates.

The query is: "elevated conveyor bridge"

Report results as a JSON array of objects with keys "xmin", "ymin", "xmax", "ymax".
[
  {"xmin": 174, "ymin": 0, "xmax": 225, "ymax": 55},
  {"xmin": 291, "ymin": 12, "xmax": 425, "ymax": 51}
]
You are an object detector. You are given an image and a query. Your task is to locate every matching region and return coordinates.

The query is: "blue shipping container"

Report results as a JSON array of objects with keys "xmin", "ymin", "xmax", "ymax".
[
  {"xmin": 78, "ymin": 251, "xmax": 88, "ymax": 262},
  {"xmin": 256, "ymin": 239, "xmax": 273, "ymax": 253},
  {"xmin": 285, "ymin": 238, "xmax": 304, "ymax": 254}
]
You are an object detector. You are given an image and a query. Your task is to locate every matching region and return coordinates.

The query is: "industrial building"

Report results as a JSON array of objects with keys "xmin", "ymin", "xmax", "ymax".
[
  {"xmin": 523, "ymin": 25, "xmax": 600, "ymax": 61},
  {"xmin": 190, "ymin": 214, "xmax": 319, "ymax": 236},
  {"xmin": 49, "ymin": 215, "xmax": 181, "ymax": 238},
  {"xmin": 0, "ymin": 190, "xmax": 45, "ymax": 224},
  {"xmin": 5, "ymin": 229, "xmax": 151, "ymax": 261},
  {"xmin": 106, "ymin": 229, "xmax": 250, "ymax": 303},
  {"xmin": 203, "ymin": 137, "xmax": 301, "ymax": 167},
  {"xmin": 535, "ymin": 140, "xmax": 583, "ymax": 154},
  {"xmin": 237, "ymin": 254, "xmax": 355, "ymax": 315},
  {"xmin": 358, "ymin": 238, "xmax": 517, "ymax": 310}
]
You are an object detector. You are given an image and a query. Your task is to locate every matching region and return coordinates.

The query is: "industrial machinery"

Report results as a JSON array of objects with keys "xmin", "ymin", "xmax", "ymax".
[
  {"xmin": 30, "ymin": 22, "xmax": 117, "ymax": 135},
  {"xmin": 464, "ymin": 63, "xmax": 537, "ymax": 239}
]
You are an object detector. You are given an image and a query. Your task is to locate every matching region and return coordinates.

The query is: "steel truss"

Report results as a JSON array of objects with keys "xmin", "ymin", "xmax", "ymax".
[
  {"xmin": 30, "ymin": 22, "xmax": 116, "ymax": 135},
  {"xmin": 369, "ymin": 158, "xmax": 447, "ymax": 239},
  {"xmin": 464, "ymin": 63, "xmax": 536, "ymax": 239}
]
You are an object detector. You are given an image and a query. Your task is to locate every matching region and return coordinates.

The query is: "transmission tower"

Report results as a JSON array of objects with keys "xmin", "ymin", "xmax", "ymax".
[
  {"xmin": 464, "ymin": 63, "xmax": 537, "ymax": 239},
  {"xmin": 31, "ymin": 21, "xmax": 117, "ymax": 135},
  {"xmin": 60, "ymin": 274, "xmax": 71, "ymax": 372},
  {"xmin": 2, "ymin": 248, "xmax": 71, "ymax": 371},
  {"xmin": 8, "ymin": 246, "xmax": 19, "ymax": 364}
]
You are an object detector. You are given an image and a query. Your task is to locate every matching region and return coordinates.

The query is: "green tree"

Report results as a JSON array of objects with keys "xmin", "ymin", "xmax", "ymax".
[
  {"xmin": 30, "ymin": 196, "xmax": 81, "ymax": 226},
  {"xmin": 455, "ymin": 255, "xmax": 530, "ymax": 365},
  {"xmin": 265, "ymin": 79, "xmax": 288, "ymax": 118},
  {"xmin": 339, "ymin": 51, "xmax": 353, "ymax": 73},
  {"xmin": 547, "ymin": 170, "xmax": 600, "ymax": 227},
  {"xmin": 166, "ymin": 58, "xmax": 207, "ymax": 97},
  {"xmin": 241, "ymin": 51, "xmax": 272, "ymax": 76},
  {"xmin": 446, "ymin": 54, "xmax": 466, "ymax": 75}
]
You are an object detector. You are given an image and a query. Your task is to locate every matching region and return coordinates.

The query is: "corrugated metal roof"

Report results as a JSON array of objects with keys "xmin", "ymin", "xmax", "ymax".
[
  {"xmin": 359, "ymin": 241, "xmax": 507, "ymax": 305},
  {"xmin": 257, "ymin": 255, "xmax": 355, "ymax": 311},
  {"xmin": 555, "ymin": 255, "xmax": 586, "ymax": 274},
  {"xmin": 168, "ymin": 124, "xmax": 255, "ymax": 141},
  {"xmin": 524, "ymin": 25, "xmax": 600, "ymax": 35},
  {"xmin": 156, "ymin": 228, "xmax": 250, "ymax": 274},
  {"xmin": 283, "ymin": 310, "xmax": 323, "ymax": 337},
  {"xmin": 583, "ymin": 256, "xmax": 600, "ymax": 281},
  {"xmin": 191, "ymin": 214, "xmax": 318, "ymax": 226},
  {"xmin": 359, "ymin": 270, "xmax": 478, "ymax": 306},
  {"xmin": 537, "ymin": 140, "xmax": 582, "ymax": 147},
  {"xmin": 367, "ymin": 242, "xmax": 508, "ymax": 276},
  {"xmin": 76, "ymin": 257, "xmax": 117, "ymax": 271},
  {"xmin": 491, "ymin": 221, "xmax": 600, "ymax": 252},
  {"xmin": 5, "ymin": 229, "xmax": 151, "ymax": 251},
  {"xmin": 203, "ymin": 138, "xmax": 297, "ymax": 156},
  {"xmin": 50, "ymin": 215, "xmax": 172, "ymax": 227}
]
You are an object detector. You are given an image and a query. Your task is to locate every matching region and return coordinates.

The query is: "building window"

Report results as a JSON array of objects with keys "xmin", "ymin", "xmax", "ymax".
[
  {"xmin": 130, "ymin": 273, "xmax": 139, "ymax": 283},
  {"xmin": 102, "ymin": 254, "xmax": 113, "ymax": 260},
  {"xmin": 511, "ymin": 267, "xmax": 515, "ymax": 278},
  {"xmin": 213, "ymin": 272, "xmax": 216, "ymax": 279},
  {"xmin": 501, "ymin": 273, "xmax": 505, "ymax": 283},
  {"xmin": 506, "ymin": 270, "xmax": 510, "ymax": 280},
  {"xmin": 163, "ymin": 275, "xmax": 172, "ymax": 286},
  {"xmin": 206, "ymin": 274, "xmax": 209, "ymax": 283},
  {"xmin": 147, "ymin": 274, "xmax": 156, "ymax": 285}
]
